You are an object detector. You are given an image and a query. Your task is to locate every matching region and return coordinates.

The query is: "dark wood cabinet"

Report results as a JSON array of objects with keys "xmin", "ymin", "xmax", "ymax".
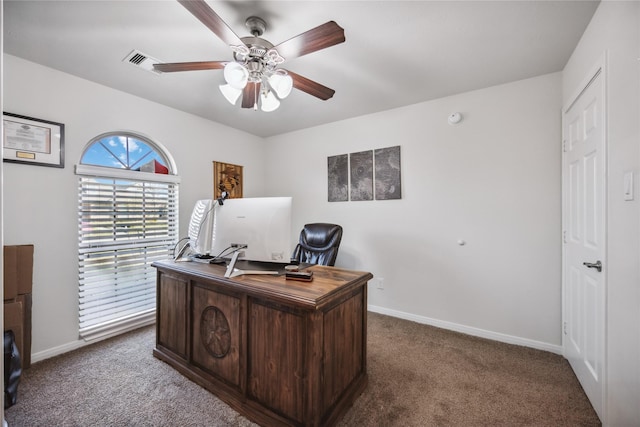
[
  {"xmin": 153, "ymin": 260, "xmax": 372, "ymax": 427},
  {"xmin": 157, "ymin": 272, "xmax": 188, "ymax": 358}
]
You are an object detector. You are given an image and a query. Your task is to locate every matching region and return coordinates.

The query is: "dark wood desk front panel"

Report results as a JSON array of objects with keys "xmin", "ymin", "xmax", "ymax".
[{"xmin": 153, "ymin": 260, "xmax": 372, "ymax": 427}]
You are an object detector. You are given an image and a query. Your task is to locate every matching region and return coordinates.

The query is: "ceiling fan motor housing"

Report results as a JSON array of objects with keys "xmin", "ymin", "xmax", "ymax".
[
  {"xmin": 234, "ymin": 34, "xmax": 284, "ymax": 75},
  {"xmin": 239, "ymin": 37, "xmax": 272, "ymax": 57}
]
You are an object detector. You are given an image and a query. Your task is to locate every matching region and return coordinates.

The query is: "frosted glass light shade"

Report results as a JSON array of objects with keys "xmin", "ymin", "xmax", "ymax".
[
  {"xmin": 269, "ymin": 73, "xmax": 293, "ymax": 99},
  {"xmin": 219, "ymin": 84, "xmax": 242, "ymax": 105},
  {"xmin": 223, "ymin": 62, "xmax": 249, "ymax": 90},
  {"xmin": 260, "ymin": 91, "xmax": 280, "ymax": 112}
]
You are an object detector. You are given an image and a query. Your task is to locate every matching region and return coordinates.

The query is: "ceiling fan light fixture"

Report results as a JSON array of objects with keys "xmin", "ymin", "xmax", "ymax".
[
  {"xmin": 269, "ymin": 71, "xmax": 293, "ymax": 99},
  {"xmin": 223, "ymin": 62, "xmax": 249, "ymax": 90},
  {"xmin": 219, "ymin": 84, "xmax": 242, "ymax": 105},
  {"xmin": 154, "ymin": 5, "xmax": 346, "ymax": 113},
  {"xmin": 260, "ymin": 90, "xmax": 280, "ymax": 112}
]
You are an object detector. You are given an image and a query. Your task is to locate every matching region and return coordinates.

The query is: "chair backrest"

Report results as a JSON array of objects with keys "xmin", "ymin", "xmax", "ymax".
[{"xmin": 291, "ymin": 223, "xmax": 343, "ymax": 266}]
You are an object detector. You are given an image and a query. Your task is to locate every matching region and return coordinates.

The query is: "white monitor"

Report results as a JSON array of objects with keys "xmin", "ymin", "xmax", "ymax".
[
  {"xmin": 187, "ymin": 199, "xmax": 216, "ymax": 255},
  {"xmin": 210, "ymin": 197, "xmax": 292, "ymax": 263}
]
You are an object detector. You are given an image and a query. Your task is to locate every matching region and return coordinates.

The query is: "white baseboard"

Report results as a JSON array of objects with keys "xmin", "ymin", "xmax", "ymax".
[
  {"xmin": 31, "ymin": 340, "xmax": 88, "ymax": 364},
  {"xmin": 32, "ymin": 308, "xmax": 561, "ymax": 363},
  {"xmin": 367, "ymin": 304, "xmax": 563, "ymax": 355},
  {"xmin": 31, "ymin": 319, "xmax": 155, "ymax": 364}
]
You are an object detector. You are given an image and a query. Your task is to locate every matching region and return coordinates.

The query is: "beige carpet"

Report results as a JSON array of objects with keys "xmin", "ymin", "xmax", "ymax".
[{"xmin": 5, "ymin": 312, "xmax": 600, "ymax": 426}]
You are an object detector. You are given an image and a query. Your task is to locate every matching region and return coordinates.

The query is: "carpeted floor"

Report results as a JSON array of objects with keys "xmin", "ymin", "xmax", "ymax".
[{"xmin": 5, "ymin": 312, "xmax": 600, "ymax": 426}]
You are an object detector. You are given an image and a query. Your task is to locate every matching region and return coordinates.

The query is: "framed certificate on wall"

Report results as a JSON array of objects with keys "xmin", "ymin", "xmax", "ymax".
[{"xmin": 3, "ymin": 112, "xmax": 65, "ymax": 168}]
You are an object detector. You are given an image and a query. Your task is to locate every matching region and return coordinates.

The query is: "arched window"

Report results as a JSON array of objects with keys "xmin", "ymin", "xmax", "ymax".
[{"xmin": 76, "ymin": 132, "xmax": 180, "ymax": 340}]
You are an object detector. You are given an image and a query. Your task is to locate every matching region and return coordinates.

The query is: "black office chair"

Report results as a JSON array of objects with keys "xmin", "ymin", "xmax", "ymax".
[{"xmin": 291, "ymin": 223, "xmax": 343, "ymax": 266}]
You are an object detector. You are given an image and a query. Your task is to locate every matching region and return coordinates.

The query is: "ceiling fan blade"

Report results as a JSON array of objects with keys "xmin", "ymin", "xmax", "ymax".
[
  {"xmin": 273, "ymin": 21, "xmax": 345, "ymax": 61},
  {"xmin": 286, "ymin": 70, "xmax": 335, "ymax": 100},
  {"xmin": 178, "ymin": 0, "xmax": 245, "ymax": 47},
  {"xmin": 242, "ymin": 82, "xmax": 258, "ymax": 109},
  {"xmin": 153, "ymin": 61, "xmax": 227, "ymax": 73}
]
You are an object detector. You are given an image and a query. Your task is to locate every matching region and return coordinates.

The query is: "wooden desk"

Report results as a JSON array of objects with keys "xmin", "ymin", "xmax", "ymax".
[{"xmin": 152, "ymin": 260, "xmax": 372, "ymax": 427}]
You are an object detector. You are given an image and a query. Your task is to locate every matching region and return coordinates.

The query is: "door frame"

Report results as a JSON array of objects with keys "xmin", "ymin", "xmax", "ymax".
[{"xmin": 561, "ymin": 52, "xmax": 608, "ymax": 423}]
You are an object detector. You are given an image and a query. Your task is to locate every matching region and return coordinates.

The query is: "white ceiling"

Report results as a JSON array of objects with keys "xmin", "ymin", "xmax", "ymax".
[{"xmin": 3, "ymin": 0, "xmax": 599, "ymax": 138}]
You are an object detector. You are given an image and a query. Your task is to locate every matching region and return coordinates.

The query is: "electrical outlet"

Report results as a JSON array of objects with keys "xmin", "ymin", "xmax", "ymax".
[{"xmin": 376, "ymin": 277, "xmax": 384, "ymax": 290}]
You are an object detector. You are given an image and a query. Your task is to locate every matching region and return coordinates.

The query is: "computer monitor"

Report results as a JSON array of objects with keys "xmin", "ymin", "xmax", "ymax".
[{"xmin": 210, "ymin": 197, "xmax": 292, "ymax": 264}]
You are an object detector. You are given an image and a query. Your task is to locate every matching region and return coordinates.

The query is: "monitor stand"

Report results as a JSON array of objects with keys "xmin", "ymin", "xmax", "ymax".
[
  {"xmin": 174, "ymin": 242, "xmax": 191, "ymax": 262},
  {"xmin": 224, "ymin": 251, "xmax": 279, "ymax": 278}
]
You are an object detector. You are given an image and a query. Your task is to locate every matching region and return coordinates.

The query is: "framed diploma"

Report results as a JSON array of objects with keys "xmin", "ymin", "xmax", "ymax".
[{"xmin": 3, "ymin": 112, "xmax": 65, "ymax": 168}]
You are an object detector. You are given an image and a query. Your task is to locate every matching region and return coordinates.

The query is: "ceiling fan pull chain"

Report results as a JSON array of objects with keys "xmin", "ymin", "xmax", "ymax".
[{"xmin": 254, "ymin": 83, "xmax": 258, "ymax": 111}]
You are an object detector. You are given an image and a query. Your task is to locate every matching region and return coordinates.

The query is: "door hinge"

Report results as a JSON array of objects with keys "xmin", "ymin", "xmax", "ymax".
[
  {"xmin": 563, "ymin": 321, "xmax": 568, "ymax": 335},
  {"xmin": 562, "ymin": 139, "xmax": 567, "ymax": 152},
  {"xmin": 563, "ymin": 230, "xmax": 567, "ymax": 244}
]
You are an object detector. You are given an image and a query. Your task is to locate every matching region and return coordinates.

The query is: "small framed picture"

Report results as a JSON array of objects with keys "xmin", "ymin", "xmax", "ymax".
[
  {"xmin": 213, "ymin": 161, "xmax": 243, "ymax": 199},
  {"xmin": 3, "ymin": 112, "xmax": 65, "ymax": 168}
]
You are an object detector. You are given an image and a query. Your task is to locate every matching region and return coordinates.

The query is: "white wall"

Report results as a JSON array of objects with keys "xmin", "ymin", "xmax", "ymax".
[
  {"xmin": 562, "ymin": 2, "xmax": 640, "ymax": 425},
  {"xmin": 265, "ymin": 73, "xmax": 563, "ymax": 351},
  {"xmin": 2, "ymin": 54, "xmax": 266, "ymax": 358}
]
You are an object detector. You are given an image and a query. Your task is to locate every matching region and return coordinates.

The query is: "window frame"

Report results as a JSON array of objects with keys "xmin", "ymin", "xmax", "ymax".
[{"xmin": 76, "ymin": 131, "xmax": 180, "ymax": 341}]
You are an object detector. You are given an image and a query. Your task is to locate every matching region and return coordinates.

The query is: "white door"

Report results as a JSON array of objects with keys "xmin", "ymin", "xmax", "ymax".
[{"xmin": 563, "ymin": 67, "xmax": 606, "ymax": 421}]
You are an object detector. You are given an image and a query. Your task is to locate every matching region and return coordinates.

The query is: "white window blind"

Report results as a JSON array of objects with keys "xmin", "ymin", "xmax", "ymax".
[{"xmin": 78, "ymin": 175, "xmax": 178, "ymax": 339}]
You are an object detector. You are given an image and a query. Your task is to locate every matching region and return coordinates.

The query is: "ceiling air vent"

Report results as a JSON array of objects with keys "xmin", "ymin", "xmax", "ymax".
[{"xmin": 123, "ymin": 49, "xmax": 162, "ymax": 75}]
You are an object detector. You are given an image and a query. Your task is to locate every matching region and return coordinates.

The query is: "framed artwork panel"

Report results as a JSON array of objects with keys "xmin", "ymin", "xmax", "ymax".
[
  {"xmin": 328, "ymin": 154, "xmax": 349, "ymax": 202},
  {"xmin": 349, "ymin": 150, "xmax": 373, "ymax": 201},
  {"xmin": 374, "ymin": 146, "xmax": 401, "ymax": 200},
  {"xmin": 213, "ymin": 161, "xmax": 243, "ymax": 199}
]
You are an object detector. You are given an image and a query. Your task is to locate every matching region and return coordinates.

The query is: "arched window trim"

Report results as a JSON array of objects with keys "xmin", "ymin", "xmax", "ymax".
[{"xmin": 76, "ymin": 130, "xmax": 180, "ymax": 184}]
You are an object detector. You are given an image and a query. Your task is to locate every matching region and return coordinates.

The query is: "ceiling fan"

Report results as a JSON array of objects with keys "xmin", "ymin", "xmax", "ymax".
[{"xmin": 153, "ymin": 0, "xmax": 346, "ymax": 112}]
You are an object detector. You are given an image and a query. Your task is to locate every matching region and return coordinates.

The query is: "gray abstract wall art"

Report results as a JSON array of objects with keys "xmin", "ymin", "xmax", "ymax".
[
  {"xmin": 328, "ymin": 145, "xmax": 401, "ymax": 202},
  {"xmin": 327, "ymin": 154, "xmax": 349, "ymax": 202},
  {"xmin": 374, "ymin": 146, "xmax": 401, "ymax": 200},
  {"xmin": 349, "ymin": 150, "xmax": 373, "ymax": 201}
]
